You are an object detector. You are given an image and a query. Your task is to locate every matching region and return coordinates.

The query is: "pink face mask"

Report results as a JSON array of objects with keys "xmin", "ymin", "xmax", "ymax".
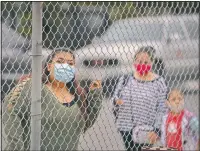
[{"xmin": 134, "ymin": 64, "xmax": 152, "ymax": 75}]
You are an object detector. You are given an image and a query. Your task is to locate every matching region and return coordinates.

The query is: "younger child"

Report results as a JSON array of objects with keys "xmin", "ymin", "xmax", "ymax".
[{"xmin": 160, "ymin": 89, "xmax": 199, "ymax": 151}]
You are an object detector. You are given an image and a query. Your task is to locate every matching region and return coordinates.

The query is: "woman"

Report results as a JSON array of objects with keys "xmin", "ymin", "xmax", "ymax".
[
  {"xmin": 112, "ymin": 46, "xmax": 168, "ymax": 151},
  {"xmin": 3, "ymin": 48, "xmax": 103, "ymax": 150}
]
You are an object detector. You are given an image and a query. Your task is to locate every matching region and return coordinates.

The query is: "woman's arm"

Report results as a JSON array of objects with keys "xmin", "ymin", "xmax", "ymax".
[
  {"xmin": 2, "ymin": 78, "xmax": 31, "ymax": 150},
  {"xmin": 84, "ymin": 87, "xmax": 103, "ymax": 131},
  {"xmin": 153, "ymin": 77, "xmax": 168, "ymax": 137}
]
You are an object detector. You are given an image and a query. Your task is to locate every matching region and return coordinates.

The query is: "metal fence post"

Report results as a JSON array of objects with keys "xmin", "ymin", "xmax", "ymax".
[{"xmin": 30, "ymin": 2, "xmax": 42, "ymax": 150}]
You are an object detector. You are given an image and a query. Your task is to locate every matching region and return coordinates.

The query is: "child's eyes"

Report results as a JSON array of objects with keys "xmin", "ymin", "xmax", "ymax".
[{"xmin": 171, "ymin": 97, "xmax": 183, "ymax": 102}]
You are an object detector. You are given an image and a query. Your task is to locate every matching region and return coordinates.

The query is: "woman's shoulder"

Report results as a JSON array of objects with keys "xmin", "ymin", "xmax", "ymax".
[
  {"xmin": 153, "ymin": 74, "xmax": 166, "ymax": 84},
  {"xmin": 154, "ymin": 73, "xmax": 160, "ymax": 79},
  {"xmin": 151, "ymin": 74, "xmax": 169, "ymax": 93},
  {"xmin": 9, "ymin": 77, "xmax": 32, "ymax": 99},
  {"xmin": 4, "ymin": 77, "xmax": 32, "ymax": 112}
]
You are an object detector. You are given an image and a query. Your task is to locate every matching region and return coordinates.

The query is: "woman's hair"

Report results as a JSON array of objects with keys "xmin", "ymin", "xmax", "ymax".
[{"xmin": 134, "ymin": 46, "xmax": 156, "ymax": 62}]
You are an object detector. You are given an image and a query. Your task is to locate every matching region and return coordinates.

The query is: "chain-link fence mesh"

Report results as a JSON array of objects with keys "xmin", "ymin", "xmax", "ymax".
[{"xmin": 1, "ymin": 1, "xmax": 199, "ymax": 151}]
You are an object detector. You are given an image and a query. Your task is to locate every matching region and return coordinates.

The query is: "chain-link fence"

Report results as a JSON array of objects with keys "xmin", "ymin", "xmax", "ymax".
[{"xmin": 1, "ymin": 1, "xmax": 199, "ymax": 151}]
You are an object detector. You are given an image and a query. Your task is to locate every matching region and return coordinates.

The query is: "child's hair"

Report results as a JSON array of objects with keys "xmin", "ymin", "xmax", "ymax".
[
  {"xmin": 167, "ymin": 88, "xmax": 184, "ymax": 101},
  {"xmin": 134, "ymin": 46, "xmax": 156, "ymax": 62}
]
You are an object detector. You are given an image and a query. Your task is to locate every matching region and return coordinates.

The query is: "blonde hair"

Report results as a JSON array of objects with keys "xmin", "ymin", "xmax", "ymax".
[{"xmin": 167, "ymin": 88, "xmax": 184, "ymax": 100}]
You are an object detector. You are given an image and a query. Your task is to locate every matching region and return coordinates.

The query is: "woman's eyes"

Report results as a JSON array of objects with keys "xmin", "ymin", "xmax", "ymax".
[
  {"xmin": 56, "ymin": 60, "xmax": 65, "ymax": 63},
  {"xmin": 56, "ymin": 60, "xmax": 74, "ymax": 65},
  {"xmin": 68, "ymin": 62, "xmax": 74, "ymax": 65},
  {"xmin": 137, "ymin": 61, "xmax": 149, "ymax": 64},
  {"xmin": 136, "ymin": 61, "xmax": 143, "ymax": 64},
  {"xmin": 56, "ymin": 60, "xmax": 63, "ymax": 63}
]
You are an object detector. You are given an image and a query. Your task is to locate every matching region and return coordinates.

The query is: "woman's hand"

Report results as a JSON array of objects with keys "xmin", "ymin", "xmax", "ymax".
[
  {"xmin": 147, "ymin": 131, "xmax": 159, "ymax": 144},
  {"xmin": 115, "ymin": 99, "xmax": 124, "ymax": 105},
  {"xmin": 89, "ymin": 80, "xmax": 102, "ymax": 90}
]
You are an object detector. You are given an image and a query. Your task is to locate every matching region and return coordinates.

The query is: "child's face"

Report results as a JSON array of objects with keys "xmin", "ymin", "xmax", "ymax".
[{"xmin": 167, "ymin": 90, "xmax": 184, "ymax": 114}]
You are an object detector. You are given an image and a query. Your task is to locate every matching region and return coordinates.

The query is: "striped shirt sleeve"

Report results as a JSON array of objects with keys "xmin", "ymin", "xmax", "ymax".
[{"xmin": 153, "ymin": 77, "xmax": 168, "ymax": 133}]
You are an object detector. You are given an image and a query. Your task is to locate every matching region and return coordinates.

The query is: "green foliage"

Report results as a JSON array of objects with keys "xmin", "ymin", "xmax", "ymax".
[
  {"xmin": 71, "ymin": 2, "xmax": 137, "ymax": 20},
  {"xmin": 17, "ymin": 12, "xmax": 32, "ymax": 38},
  {"xmin": 108, "ymin": 2, "xmax": 137, "ymax": 20}
]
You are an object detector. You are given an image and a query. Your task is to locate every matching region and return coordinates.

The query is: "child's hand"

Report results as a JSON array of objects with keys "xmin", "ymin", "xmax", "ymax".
[
  {"xmin": 89, "ymin": 80, "xmax": 102, "ymax": 90},
  {"xmin": 147, "ymin": 131, "xmax": 159, "ymax": 144}
]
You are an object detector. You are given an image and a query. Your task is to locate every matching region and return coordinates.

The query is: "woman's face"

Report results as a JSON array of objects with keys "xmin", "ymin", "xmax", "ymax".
[
  {"xmin": 133, "ymin": 52, "xmax": 152, "ymax": 75},
  {"xmin": 47, "ymin": 52, "xmax": 75, "ymax": 82}
]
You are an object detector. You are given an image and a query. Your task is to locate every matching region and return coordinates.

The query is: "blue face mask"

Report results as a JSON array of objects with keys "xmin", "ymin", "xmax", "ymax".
[{"xmin": 54, "ymin": 63, "xmax": 75, "ymax": 83}]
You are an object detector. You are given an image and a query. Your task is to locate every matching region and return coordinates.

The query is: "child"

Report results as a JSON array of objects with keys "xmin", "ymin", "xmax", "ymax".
[{"xmin": 160, "ymin": 89, "xmax": 199, "ymax": 151}]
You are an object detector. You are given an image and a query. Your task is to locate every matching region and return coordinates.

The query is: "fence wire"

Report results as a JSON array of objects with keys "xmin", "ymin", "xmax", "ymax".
[{"xmin": 1, "ymin": 2, "xmax": 199, "ymax": 151}]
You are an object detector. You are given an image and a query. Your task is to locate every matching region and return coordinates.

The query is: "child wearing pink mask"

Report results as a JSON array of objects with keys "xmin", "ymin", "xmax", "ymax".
[
  {"xmin": 160, "ymin": 89, "xmax": 199, "ymax": 151},
  {"xmin": 112, "ymin": 46, "xmax": 168, "ymax": 151}
]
